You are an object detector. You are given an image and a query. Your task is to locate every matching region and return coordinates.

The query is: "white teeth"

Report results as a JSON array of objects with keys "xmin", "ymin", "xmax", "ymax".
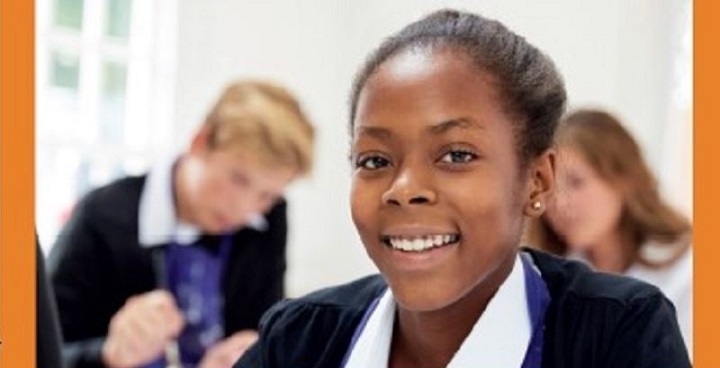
[
  {"xmin": 387, "ymin": 234, "xmax": 458, "ymax": 252},
  {"xmin": 412, "ymin": 239, "xmax": 424, "ymax": 251}
]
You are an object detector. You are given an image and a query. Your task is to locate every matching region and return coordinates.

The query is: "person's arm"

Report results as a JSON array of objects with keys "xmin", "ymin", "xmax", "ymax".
[
  {"xmin": 233, "ymin": 342, "xmax": 262, "ymax": 368},
  {"xmin": 214, "ymin": 201, "xmax": 288, "ymax": 368},
  {"xmin": 605, "ymin": 294, "xmax": 692, "ymax": 368},
  {"xmin": 233, "ymin": 275, "xmax": 388, "ymax": 368},
  {"xmin": 61, "ymin": 338, "xmax": 108, "ymax": 368},
  {"xmin": 49, "ymin": 192, "xmax": 185, "ymax": 368},
  {"xmin": 232, "ymin": 300, "xmax": 291, "ymax": 368},
  {"xmin": 198, "ymin": 329, "xmax": 259, "ymax": 368},
  {"xmin": 260, "ymin": 199, "xmax": 288, "ymax": 306},
  {"xmin": 48, "ymin": 193, "xmax": 117, "ymax": 368},
  {"xmin": 37, "ymin": 238, "xmax": 64, "ymax": 368}
]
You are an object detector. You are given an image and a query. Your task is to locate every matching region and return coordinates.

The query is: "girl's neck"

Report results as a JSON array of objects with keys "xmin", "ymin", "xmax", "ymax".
[
  {"xmin": 587, "ymin": 229, "xmax": 635, "ymax": 273},
  {"xmin": 388, "ymin": 251, "xmax": 515, "ymax": 368}
]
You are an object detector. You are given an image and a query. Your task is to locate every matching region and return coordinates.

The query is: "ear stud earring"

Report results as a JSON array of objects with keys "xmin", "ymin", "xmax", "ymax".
[{"xmin": 532, "ymin": 201, "xmax": 542, "ymax": 211}]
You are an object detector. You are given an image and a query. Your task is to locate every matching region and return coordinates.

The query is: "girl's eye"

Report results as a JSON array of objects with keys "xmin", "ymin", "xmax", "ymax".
[
  {"xmin": 439, "ymin": 150, "xmax": 478, "ymax": 164},
  {"xmin": 356, "ymin": 155, "xmax": 390, "ymax": 170}
]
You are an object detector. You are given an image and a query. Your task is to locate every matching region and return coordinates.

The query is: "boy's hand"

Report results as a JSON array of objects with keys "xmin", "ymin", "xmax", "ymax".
[
  {"xmin": 198, "ymin": 330, "xmax": 259, "ymax": 368},
  {"xmin": 102, "ymin": 290, "xmax": 185, "ymax": 368}
]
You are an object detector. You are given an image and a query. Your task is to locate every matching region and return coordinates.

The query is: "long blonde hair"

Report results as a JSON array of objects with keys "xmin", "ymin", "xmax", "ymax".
[{"xmin": 528, "ymin": 109, "xmax": 691, "ymax": 267}]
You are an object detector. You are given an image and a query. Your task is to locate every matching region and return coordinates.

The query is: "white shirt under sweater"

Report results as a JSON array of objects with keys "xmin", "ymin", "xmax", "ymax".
[{"xmin": 343, "ymin": 254, "xmax": 533, "ymax": 368}]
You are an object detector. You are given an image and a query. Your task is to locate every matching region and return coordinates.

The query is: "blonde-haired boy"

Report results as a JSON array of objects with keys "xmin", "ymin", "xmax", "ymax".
[{"xmin": 49, "ymin": 80, "xmax": 314, "ymax": 368}]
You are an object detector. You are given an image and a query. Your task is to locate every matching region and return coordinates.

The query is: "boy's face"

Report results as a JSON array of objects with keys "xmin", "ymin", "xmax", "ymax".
[
  {"xmin": 350, "ymin": 49, "xmax": 532, "ymax": 312},
  {"xmin": 182, "ymin": 143, "xmax": 296, "ymax": 234}
]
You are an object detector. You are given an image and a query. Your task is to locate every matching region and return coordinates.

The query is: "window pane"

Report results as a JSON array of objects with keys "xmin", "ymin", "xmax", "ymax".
[
  {"xmin": 54, "ymin": 0, "xmax": 84, "ymax": 30},
  {"xmin": 106, "ymin": 0, "xmax": 133, "ymax": 40},
  {"xmin": 99, "ymin": 61, "xmax": 128, "ymax": 143},
  {"xmin": 51, "ymin": 50, "xmax": 81, "ymax": 90},
  {"xmin": 46, "ymin": 50, "xmax": 82, "ymax": 139}
]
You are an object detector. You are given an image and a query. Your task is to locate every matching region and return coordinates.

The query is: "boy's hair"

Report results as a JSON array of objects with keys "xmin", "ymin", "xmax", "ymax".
[{"xmin": 204, "ymin": 80, "xmax": 315, "ymax": 175}]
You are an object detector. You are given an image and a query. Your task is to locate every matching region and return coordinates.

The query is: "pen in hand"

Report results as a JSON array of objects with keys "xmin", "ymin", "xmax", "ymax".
[{"xmin": 153, "ymin": 247, "xmax": 184, "ymax": 368}]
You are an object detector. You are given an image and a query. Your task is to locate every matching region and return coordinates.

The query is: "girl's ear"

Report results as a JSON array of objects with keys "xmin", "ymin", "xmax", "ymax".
[{"xmin": 524, "ymin": 149, "xmax": 556, "ymax": 217}]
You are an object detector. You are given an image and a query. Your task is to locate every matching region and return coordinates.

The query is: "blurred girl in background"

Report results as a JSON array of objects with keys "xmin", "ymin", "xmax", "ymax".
[{"xmin": 528, "ymin": 108, "xmax": 692, "ymax": 352}]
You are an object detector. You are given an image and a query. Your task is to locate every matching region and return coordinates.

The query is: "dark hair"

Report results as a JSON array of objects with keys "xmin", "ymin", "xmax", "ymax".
[{"xmin": 349, "ymin": 9, "xmax": 566, "ymax": 164}]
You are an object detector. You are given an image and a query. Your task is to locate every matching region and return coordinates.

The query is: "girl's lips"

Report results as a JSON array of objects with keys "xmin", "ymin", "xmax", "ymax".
[
  {"xmin": 375, "ymin": 224, "xmax": 462, "ymax": 271},
  {"xmin": 382, "ymin": 239, "xmax": 459, "ymax": 272},
  {"xmin": 382, "ymin": 234, "xmax": 461, "ymax": 252},
  {"xmin": 381, "ymin": 224, "xmax": 459, "ymax": 238}
]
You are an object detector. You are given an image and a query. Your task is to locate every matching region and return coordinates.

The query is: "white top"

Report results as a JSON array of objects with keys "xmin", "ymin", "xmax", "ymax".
[
  {"xmin": 627, "ymin": 246, "xmax": 693, "ymax": 355},
  {"xmin": 138, "ymin": 154, "xmax": 267, "ymax": 247},
  {"xmin": 343, "ymin": 254, "xmax": 532, "ymax": 368}
]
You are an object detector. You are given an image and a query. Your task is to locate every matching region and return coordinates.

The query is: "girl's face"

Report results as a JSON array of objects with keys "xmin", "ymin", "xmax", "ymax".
[
  {"xmin": 545, "ymin": 147, "xmax": 624, "ymax": 252},
  {"xmin": 350, "ymin": 49, "xmax": 545, "ymax": 312}
]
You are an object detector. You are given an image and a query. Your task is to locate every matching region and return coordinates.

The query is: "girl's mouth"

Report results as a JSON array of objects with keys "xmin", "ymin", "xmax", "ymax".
[{"xmin": 381, "ymin": 234, "xmax": 461, "ymax": 252}]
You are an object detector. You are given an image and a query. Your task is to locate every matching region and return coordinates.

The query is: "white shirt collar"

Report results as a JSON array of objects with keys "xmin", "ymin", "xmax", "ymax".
[
  {"xmin": 138, "ymin": 154, "xmax": 268, "ymax": 248},
  {"xmin": 343, "ymin": 253, "xmax": 531, "ymax": 368}
]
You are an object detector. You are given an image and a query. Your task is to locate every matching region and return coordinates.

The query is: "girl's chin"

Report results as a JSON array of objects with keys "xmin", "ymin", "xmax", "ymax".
[
  {"xmin": 567, "ymin": 240, "xmax": 595, "ymax": 254},
  {"xmin": 395, "ymin": 297, "xmax": 453, "ymax": 313},
  {"xmin": 389, "ymin": 282, "xmax": 462, "ymax": 313}
]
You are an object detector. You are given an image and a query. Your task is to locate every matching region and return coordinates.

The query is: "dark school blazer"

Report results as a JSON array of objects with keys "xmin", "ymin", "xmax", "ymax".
[
  {"xmin": 38, "ymin": 239, "xmax": 64, "ymax": 368},
  {"xmin": 49, "ymin": 175, "xmax": 288, "ymax": 368},
  {"xmin": 235, "ymin": 248, "xmax": 691, "ymax": 368}
]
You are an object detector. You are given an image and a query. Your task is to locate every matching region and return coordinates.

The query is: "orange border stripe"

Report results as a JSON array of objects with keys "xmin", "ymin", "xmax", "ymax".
[
  {"xmin": 695, "ymin": 0, "xmax": 717, "ymax": 365},
  {"xmin": 0, "ymin": 0, "xmax": 711, "ymax": 366},
  {"xmin": 0, "ymin": 0, "xmax": 35, "ymax": 366}
]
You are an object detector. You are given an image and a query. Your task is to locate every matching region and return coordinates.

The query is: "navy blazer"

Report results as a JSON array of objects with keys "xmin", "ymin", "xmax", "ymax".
[
  {"xmin": 49, "ymin": 175, "xmax": 288, "ymax": 368},
  {"xmin": 235, "ymin": 249, "xmax": 690, "ymax": 368},
  {"xmin": 38, "ymin": 239, "xmax": 64, "ymax": 368}
]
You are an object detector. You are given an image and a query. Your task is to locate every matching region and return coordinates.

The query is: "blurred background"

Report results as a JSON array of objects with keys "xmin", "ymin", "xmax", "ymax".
[{"xmin": 36, "ymin": 0, "xmax": 692, "ymax": 297}]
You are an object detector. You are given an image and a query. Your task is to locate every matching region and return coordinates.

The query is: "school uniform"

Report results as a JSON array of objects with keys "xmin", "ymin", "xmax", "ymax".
[
  {"xmin": 234, "ymin": 248, "xmax": 690, "ymax": 368},
  {"xmin": 628, "ymin": 245, "xmax": 693, "ymax": 354},
  {"xmin": 49, "ymin": 157, "xmax": 288, "ymax": 368},
  {"xmin": 38, "ymin": 240, "xmax": 64, "ymax": 368}
]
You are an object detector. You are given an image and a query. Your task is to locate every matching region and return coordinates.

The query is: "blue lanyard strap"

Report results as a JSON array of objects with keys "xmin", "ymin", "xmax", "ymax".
[
  {"xmin": 147, "ymin": 233, "xmax": 234, "ymax": 368},
  {"xmin": 520, "ymin": 252, "xmax": 551, "ymax": 368}
]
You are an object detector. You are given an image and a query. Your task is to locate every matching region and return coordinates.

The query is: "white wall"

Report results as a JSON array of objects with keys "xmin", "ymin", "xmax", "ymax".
[
  {"xmin": 173, "ymin": 1, "xmax": 376, "ymax": 297},
  {"xmin": 173, "ymin": 0, "xmax": 691, "ymax": 297}
]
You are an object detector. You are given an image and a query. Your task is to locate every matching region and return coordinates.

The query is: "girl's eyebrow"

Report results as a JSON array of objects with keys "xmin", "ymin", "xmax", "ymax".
[
  {"xmin": 355, "ymin": 126, "xmax": 393, "ymax": 140},
  {"xmin": 429, "ymin": 117, "xmax": 484, "ymax": 134},
  {"xmin": 354, "ymin": 117, "xmax": 483, "ymax": 139}
]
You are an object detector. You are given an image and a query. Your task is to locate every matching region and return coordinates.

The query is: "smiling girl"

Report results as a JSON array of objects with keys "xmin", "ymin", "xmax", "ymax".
[{"xmin": 235, "ymin": 10, "xmax": 690, "ymax": 368}]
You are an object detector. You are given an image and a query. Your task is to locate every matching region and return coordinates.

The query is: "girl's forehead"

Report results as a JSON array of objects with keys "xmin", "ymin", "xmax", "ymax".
[
  {"xmin": 356, "ymin": 54, "xmax": 504, "ymax": 126},
  {"xmin": 378, "ymin": 47, "xmax": 443, "ymax": 81},
  {"xmin": 373, "ymin": 48, "xmax": 484, "ymax": 85}
]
